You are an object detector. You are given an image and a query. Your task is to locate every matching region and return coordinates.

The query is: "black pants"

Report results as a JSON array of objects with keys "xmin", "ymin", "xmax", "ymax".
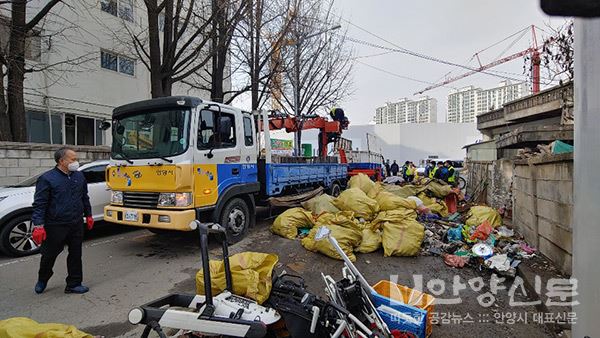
[{"xmin": 38, "ymin": 222, "xmax": 84, "ymax": 287}]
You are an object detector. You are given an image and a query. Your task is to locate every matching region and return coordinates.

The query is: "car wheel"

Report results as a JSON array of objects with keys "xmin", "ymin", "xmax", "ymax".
[
  {"xmin": 220, "ymin": 198, "xmax": 250, "ymax": 243},
  {"xmin": 0, "ymin": 214, "xmax": 40, "ymax": 257}
]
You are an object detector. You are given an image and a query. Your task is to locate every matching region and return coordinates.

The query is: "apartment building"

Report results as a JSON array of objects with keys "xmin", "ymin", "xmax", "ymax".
[{"xmin": 374, "ymin": 96, "xmax": 437, "ymax": 124}]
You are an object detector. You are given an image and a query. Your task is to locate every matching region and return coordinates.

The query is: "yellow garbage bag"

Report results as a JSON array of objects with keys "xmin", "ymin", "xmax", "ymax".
[
  {"xmin": 367, "ymin": 182, "xmax": 385, "ymax": 199},
  {"xmin": 333, "ymin": 188, "xmax": 379, "ymax": 220},
  {"xmin": 425, "ymin": 181, "xmax": 453, "ymax": 198},
  {"xmin": 301, "ymin": 194, "xmax": 340, "ymax": 216},
  {"xmin": 370, "ymin": 209, "xmax": 418, "ymax": 231},
  {"xmin": 0, "ymin": 317, "xmax": 92, "ymax": 338},
  {"xmin": 271, "ymin": 207, "xmax": 314, "ymax": 239},
  {"xmin": 302, "ymin": 212, "xmax": 362, "ymax": 261},
  {"xmin": 348, "ymin": 173, "xmax": 375, "ymax": 194},
  {"xmin": 375, "ymin": 191, "xmax": 418, "ymax": 211},
  {"xmin": 371, "ymin": 210, "xmax": 424, "ymax": 257},
  {"xmin": 356, "ymin": 228, "xmax": 382, "ymax": 253},
  {"xmin": 417, "ymin": 193, "xmax": 449, "ymax": 218},
  {"xmin": 196, "ymin": 252, "xmax": 278, "ymax": 304},
  {"xmin": 384, "ymin": 184, "xmax": 426, "ymax": 198},
  {"xmin": 465, "ymin": 206, "xmax": 502, "ymax": 228}
]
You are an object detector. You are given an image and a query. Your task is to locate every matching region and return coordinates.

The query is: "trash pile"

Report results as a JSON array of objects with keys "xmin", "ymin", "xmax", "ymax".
[
  {"xmin": 271, "ymin": 173, "xmax": 538, "ymax": 277},
  {"xmin": 516, "ymin": 139, "xmax": 573, "ymax": 159},
  {"xmin": 270, "ymin": 173, "xmax": 460, "ymax": 261},
  {"xmin": 420, "ymin": 204, "xmax": 537, "ymax": 278}
]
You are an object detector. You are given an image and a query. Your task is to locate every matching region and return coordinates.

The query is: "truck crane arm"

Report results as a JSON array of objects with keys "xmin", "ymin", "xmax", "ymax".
[{"xmin": 260, "ymin": 111, "xmax": 349, "ymax": 157}]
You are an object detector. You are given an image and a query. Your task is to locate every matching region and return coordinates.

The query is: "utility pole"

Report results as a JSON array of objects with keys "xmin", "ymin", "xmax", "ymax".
[{"xmin": 291, "ymin": 24, "xmax": 341, "ymax": 156}]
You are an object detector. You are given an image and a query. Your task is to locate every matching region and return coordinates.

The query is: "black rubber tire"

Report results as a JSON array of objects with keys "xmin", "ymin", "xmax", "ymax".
[
  {"xmin": 220, "ymin": 197, "xmax": 250, "ymax": 243},
  {"xmin": 458, "ymin": 176, "xmax": 467, "ymax": 190},
  {"xmin": 0, "ymin": 213, "xmax": 40, "ymax": 257},
  {"xmin": 329, "ymin": 182, "xmax": 342, "ymax": 197}
]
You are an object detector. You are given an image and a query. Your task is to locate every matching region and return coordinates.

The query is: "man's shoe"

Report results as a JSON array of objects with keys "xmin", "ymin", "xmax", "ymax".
[
  {"xmin": 64, "ymin": 285, "xmax": 89, "ymax": 294},
  {"xmin": 34, "ymin": 281, "xmax": 47, "ymax": 294}
]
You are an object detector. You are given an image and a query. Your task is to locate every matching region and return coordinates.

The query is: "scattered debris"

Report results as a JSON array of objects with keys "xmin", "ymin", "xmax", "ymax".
[
  {"xmin": 443, "ymin": 253, "xmax": 468, "ymax": 268},
  {"xmin": 268, "ymin": 173, "xmax": 539, "ymax": 279}
]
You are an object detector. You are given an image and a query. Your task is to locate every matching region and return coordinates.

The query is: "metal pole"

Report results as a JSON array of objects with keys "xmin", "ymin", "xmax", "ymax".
[
  {"xmin": 573, "ymin": 17, "xmax": 600, "ymax": 338},
  {"xmin": 294, "ymin": 39, "xmax": 301, "ymax": 156}
]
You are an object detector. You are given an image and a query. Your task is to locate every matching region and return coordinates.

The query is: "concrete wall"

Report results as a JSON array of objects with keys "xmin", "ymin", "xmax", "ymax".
[
  {"xmin": 0, "ymin": 142, "xmax": 110, "ymax": 186},
  {"xmin": 465, "ymin": 160, "xmax": 513, "ymax": 211},
  {"xmin": 512, "ymin": 154, "xmax": 573, "ymax": 275}
]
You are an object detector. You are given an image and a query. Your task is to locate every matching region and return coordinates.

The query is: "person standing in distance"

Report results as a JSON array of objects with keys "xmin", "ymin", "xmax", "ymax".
[{"xmin": 31, "ymin": 147, "xmax": 94, "ymax": 294}]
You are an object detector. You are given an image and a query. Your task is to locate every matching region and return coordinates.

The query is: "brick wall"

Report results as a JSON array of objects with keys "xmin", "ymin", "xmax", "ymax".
[
  {"xmin": 0, "ymin": 142, "xmax": 110, "ymax": 186},
  {"xmin": 513, "ymin": 153, "xmax": 573, "ymax": 274}
]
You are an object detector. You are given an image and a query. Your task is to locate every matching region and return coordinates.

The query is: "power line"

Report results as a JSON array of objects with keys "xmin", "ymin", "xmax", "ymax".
[
  {"xmin": 355, "ymin": 60, "xmax": 457, "ymax": 90},
  {"xmin": 343, "ymin": 34, "xmax": 526, "ymax": 84}
]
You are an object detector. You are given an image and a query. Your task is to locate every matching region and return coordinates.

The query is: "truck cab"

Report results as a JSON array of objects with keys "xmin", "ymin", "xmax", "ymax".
[{"xmin": 104, "ymin": 97, "xmax": 259, "ymax": 241}]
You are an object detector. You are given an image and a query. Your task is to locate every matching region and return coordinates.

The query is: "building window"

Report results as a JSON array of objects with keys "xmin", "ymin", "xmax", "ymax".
[
  {"xmin": 26, "ymin": 111, "xmax": 106, "ymax": 145},
  {"xmin": 101, "ymin": 50, "xmax": 135, "ymax": 76},
  {"xmin": 118, "ymin": 56, "xmax": 135, "ymax": 75},
  {"xmin": 101, "ymin": 0, "xmax": 133, "ymax": 22},
  {"xmin": 101, "ymin": 0, "xmax": 117, "ymax": 16},
  {"xmin": 118, "ymin": 0, "xmax": 134, "ymax": 21}
]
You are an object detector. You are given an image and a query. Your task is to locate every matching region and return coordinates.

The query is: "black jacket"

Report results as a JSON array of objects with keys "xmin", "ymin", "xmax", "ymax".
[{"xmin": 32, "ymin": 167, "xmax": 92, "ymax": 226}]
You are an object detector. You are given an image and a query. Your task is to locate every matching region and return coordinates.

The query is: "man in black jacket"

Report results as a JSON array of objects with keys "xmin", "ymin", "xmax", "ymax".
[{"xmin": 31, "ymin": 147, "xmax": 93, "ymax": 294}]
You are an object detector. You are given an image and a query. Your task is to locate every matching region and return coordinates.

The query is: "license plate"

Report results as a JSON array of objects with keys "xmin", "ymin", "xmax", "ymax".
[{"xmin": 124, "ymin": 210, "xmax": 138, "ymax": 222}]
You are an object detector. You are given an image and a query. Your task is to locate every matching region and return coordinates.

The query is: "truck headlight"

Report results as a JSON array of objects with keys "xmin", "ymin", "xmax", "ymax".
[
  {"xmin": 111, "ymin": 191, "xmax": 123, "ymax": 204},
  {"xmin": 158, "ymin": 192, "xmax": 192, "ymax": 207}
]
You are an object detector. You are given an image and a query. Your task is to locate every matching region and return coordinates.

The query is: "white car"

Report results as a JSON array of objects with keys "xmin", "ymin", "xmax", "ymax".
[{"xmin": 0, "ymin": 160, "xmax": 110, "ymax": 257}]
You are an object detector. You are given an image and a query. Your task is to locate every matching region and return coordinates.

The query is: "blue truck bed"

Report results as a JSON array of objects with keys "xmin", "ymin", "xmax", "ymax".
[{"xmin": 259, "ymin": 162, "xmax": 347, "ymax": 196}]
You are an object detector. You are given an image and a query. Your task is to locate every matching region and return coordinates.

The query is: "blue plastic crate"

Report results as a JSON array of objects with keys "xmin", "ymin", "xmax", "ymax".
[{"xmin": 371, "ymin": 291, "xmax": 427, "ymax": 338}]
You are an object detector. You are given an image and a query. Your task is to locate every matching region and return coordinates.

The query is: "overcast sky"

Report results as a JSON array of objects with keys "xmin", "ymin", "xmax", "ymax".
[
  {"xmin": 233, "ymin": 1, "xmax": 563, "ymax": 125},
  {"xmin": 334, "ymin": 0, "xmax": 563, "ymax": 124}
]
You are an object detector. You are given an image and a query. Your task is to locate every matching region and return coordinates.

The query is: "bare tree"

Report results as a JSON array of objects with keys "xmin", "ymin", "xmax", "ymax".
[
  {"xmin": 225, "ymin": 0, "xmax": 297, "ymax": 109},
  {"xmin": 0, "ymin": 0, "xmax": 93, "ymax": 142},
  {"xmin": 0, "ymin": 0, "xmax": 65, "ymax": 142},
  {"xmin": 274, "ymin": 0, "xmax": 353, "ymax": 150}
]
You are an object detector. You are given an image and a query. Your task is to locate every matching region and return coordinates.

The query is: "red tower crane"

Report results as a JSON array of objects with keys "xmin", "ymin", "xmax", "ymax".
[{"xmin": 415, "ymin": 26, "xmax": 541, "ymax": 95}]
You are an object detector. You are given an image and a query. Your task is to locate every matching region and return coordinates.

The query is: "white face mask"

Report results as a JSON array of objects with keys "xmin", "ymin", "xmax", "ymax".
[{"xmin": 67, "ymin": 161, "xmax": 80, "ymax": 172}]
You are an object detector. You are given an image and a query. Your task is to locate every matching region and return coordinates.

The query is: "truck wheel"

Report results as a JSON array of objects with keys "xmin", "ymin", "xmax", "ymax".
[
  {"xmin": 220, "ymin": 198, "xmax": 250, "ymax": 243},
  {"xmin": 0, "ymin": 214, "xmax": 40, "ymax": 257},
  {"xmin": 330, "ymin": 182, "xmax": 342, "ymax": 197}
]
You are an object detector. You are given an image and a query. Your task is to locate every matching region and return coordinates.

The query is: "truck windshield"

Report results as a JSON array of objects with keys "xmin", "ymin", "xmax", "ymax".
[{"xmin": 112, "ymin": 109, "xmax": 190, "ymax": 160}]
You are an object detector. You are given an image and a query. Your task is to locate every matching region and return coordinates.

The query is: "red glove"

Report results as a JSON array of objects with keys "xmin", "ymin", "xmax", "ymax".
[
  {"xmin": 32, "ymin": 226, "xmax": 46, "ymax": 245},
  {"xmin": 86, "ymin": 216, "xmax": 94, "ymax": 231}
]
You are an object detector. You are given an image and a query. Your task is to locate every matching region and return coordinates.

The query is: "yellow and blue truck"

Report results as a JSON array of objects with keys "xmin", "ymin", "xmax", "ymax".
[{"xmin": 104, "ymin": 96, "xmax": 347, "ymax": 241}]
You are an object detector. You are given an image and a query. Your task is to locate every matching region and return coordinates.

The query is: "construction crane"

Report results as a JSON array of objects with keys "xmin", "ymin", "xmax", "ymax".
[{"xmin": 415, "ymin": 25, "xmax": 541, "ymax": 95}]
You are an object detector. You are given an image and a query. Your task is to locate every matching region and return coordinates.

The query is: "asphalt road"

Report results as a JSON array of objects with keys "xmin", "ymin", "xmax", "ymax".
[{"xmin": 0, "ymin": 215, "xmax": 555, "ymax": 338}]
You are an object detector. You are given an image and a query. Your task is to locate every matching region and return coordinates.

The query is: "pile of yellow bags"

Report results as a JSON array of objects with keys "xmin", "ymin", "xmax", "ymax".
[
  {"xmin": 271, "ymin": 174, "xmax": 427, "ymax": 260},
  {"xmin": 332, "ymin": 188, "xmax": 379, "ymax": 221}
]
